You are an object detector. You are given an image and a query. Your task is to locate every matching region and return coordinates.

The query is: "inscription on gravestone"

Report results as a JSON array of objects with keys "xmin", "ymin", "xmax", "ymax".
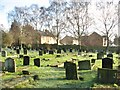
[{"xmin": 5, "ymin": 58, "xmax": 16, "ymax": 72}]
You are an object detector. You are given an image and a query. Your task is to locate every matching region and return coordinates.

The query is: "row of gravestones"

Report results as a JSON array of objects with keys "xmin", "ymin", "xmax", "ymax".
[
  {"xmin": 97, "ymin": 52, "xmax": 113, "ymax": 59},
  {"xmin": 64, "ymin": 57, "xmax": 118, "ymax": 84},
  {"xmin": 0, "ymin": 56, "xmax": 41, "ymax": 72}
]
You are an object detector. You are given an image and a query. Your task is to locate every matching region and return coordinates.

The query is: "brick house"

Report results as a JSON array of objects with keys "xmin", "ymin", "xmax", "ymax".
[{"xmin": 60, "ymin": 32, "xmax": 108, "ymax": 47}]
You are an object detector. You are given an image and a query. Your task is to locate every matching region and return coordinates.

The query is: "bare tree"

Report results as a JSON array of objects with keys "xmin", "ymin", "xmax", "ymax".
[
  {"xmin": 64, "ymin": 0, "xmax": 93, "ymax": 49},
  {"xmin": 95, "ymin": 1, "xmax": 118, "ymax": 52}
]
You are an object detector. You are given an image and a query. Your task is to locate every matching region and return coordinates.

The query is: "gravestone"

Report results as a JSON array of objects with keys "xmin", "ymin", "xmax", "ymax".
[
  {"xmin": 5, "ymin": 58, "xmax": 16, "ymax": 72},
  {"xmin": 65, "ymin": 62, "xmax": 78, "ymax": 80},
  {"xmin": 49, "ymin": 50, "xmax": 54, "ymax": 54},
  {"xmin": 57, "ymin": 49, "xmax": 61, "ymax": 54},
  {"xmin": 107, "ymin": 53, "xmax": 113, "ymax": 58},
  {"xmin": 91, "ymin": 59, "xmax": 96, "ymax": 63},
  {"xmin": 43, "ymin": 49, "xmax": 47, "ymax": 54},
  {"xmin": 97, "ymin": 52, "xmax": 104, "ymax": 59},
  {"xmin": 34, "ymin": 58, "xmax": 40, "ymax": 67},
  {"xmin": 102, "ymin": 58, "xmax": 113, "ymax": 69},
  {"xmin": 69, "ymin": 48, "xmax": 72, "ymax": 52},
  {"xmin": 23, "ymin": 49, "xmax": 27, "ymax": 55},
  {"xmin": 16, "ymin": 49, "xmax": 20, "ymax": 54},
  {"xmin": 78, "ymin": 49, "xmax": 81, "ymax": 55},
  {"xmin": 97, "ymin": 68, "xmax": 117, "ymax": 83},
  {"xmin": 78, "ymin": 60, "xmax": 91, "ymax": 70},
  {"xmin": 39, "ymin": 50, "xmax": 43, "ymax": 56},
  {"xmin": 23, "ymin": 56, "xmax": 30, "ymax": 65},
  {"xmin": 1, "ymin": 51, "xmax": 7, "ymax": 57},
  {"xmin": 0, "ymin": 61, "xmax": 5, "ymax": 71}
]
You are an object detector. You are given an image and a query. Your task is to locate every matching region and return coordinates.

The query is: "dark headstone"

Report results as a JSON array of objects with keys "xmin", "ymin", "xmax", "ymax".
[
  {"xmin": 1, "ymin": 51, "xmax": 7, "ymax": 57},
  {"xmin": 97, "ymin": 68, "xmax": 117, "ymax": 83},
  {"xmin": 43, "ymin": 49, "xmax": 47, "ymax": 54},
  {"xmin": 102, "ymin": 58, "xmax": 113, "ymax": 69},
  {"xmin": 49, "ymin": 50, "xmax": 54, "ymax": 54},
  {"xmin": 97, "ymin": 52, "xmax": 104, "ymax": 59},
  {"xmin": 65, "ymin": 62, "xmax": 78, "ymax": 80},
  {"xmin": 69, "ymin": 48, "xmax": 72, "ymax": 52},
  {"xmin": 107, "ymin": 53, "xmax": 113, "ymax": 58},
  {"xmin": 34, "ymin": 58, "xmax": 40, "ymax": 67},
  {"xmin": 91, "ymin": 59, "xmax": 96, "ymax": 63},
  {"xmin": 16, "ymin": 49, "xmax": 20, "ymax": 54},
  {"xmin": 78, "ymin": 60, "xmax": 91, "ymax": 70},
  {"xmin": 39, "ymin": 50, "xmax": 43, "ymax": 56},
  {"xmin": 23, "ymin": 56, "xmax": 30, "ymax": 65},
  {"xmin": 5, "ymin": 58, "xmax": 16, "ymax": 72},
  {"xmin": 63, "ymin": 48, "xmax": 66, "ymax": 53},
  {"xmin": 23, "ymin": 49, "xmax": 27, "ymax": 54},
  {"xmin": 22, "ymin": 70, "xmax": 30, "ymax": 75}
]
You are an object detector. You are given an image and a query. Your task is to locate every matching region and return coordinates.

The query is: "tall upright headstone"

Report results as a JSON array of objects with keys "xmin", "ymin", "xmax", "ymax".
[
  {"xmin": 65, "ymin": 62, "xmax": 78, "ymax": 80},
  {"xmin": 34, "ymin": 58, "xmax": 40, "ymax": 67},
  {"xmin": 5, "ymin": 58, "xmax": 16, "ymax": 72},
  {"xmin": 23, "ymin": 48, "xmax": 27, "ymax": 55},
  {"xmin": 102, "ymin": 58, "xmax": 113, "ymax": 69},
  {"xmin": 16, "ymin": 49, "xmax": 20, "ymax": 54},
  {"xmin": 39, "ymin": 50, "xmax": 43, "ymax": 56},
  {"xmin": 23, "ymin": 56, "xmax": 30, "ymax": 65}
]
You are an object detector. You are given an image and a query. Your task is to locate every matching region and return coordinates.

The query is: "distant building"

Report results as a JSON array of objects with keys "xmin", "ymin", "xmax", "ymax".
[
  {"xmin": 39, "ymin": 30, "xmax": 57, "ymax": 44},
  {"xmin": 60, "ymin": 32, "xmax": 108, "ymax": 47}
]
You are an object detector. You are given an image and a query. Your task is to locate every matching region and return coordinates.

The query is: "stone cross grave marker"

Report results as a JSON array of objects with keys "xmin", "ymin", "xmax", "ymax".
[
  {"xmin": 34, "ymin": 58, "xmax": 40, "ymax": 67},
  {"xmin": 65, "ymin": 62, "xmax": 78, "ymax": 80},
  {"xmin": 97, "ymin": 68, "xmax": 117, "ymax": 83},
  {"xmin": 78, "ymin": 60, "xmax": 91, "ymax": 70},
  {"xmin": 23, "ymin": 56, "xmax": 30, "ymax": 65},
  {"xmin": 102, "ymin": 57, "xmax": 113, "ymax": 69},
  {"xmin": 1, "ymin": 51, "xmax": 7, "ymax": 57},
  {"xmin": 5, "ymin": 57, "xmax": 16, "ymax": 72}
]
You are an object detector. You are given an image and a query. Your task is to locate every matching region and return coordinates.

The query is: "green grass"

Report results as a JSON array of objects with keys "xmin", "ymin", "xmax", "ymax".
[{"xmin": 0, "ymin": 50, "xmax": 120, "ymax": 88}]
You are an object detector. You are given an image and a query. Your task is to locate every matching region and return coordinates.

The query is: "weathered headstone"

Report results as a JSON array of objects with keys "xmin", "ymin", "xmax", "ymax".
[
  {"xmin": 16, "ymin": 49, "xmax": 20, "ymax": 54},
  {"xmin": 97, "ymin": 68, "xmax": 117, "ymax": 83},
  {"xmin": 23, "ymin": 56, "xmax": 30, "ymax": 65},
  {"xmin": 65, "ymin": 62, "xmax": 78, "ymax": 80},
  {"xmin": 39, "ymin": 50, "xmax": 43, "ymax": 56},
  {"xmin": 0, "ymin": 61, "xmax": 5, "ymax": 71},
  {"xmin": 23, "ymin": 48, "xmax": 27, "ymax": 54},
  {"xmin": 49, "ymin": 50, "xmax": 54, "ymax": 54},
  {"xmin": 34, "ymin": 58, "xmax": 40, "ymax": 67},
  {"xmin": 78, "ymin": 60, "xmax": 91, "ymax": 70},
  {"xmin": 63, "ymin": 48, "xmax": 66, "ymax": 53},
  {"xmin": 97, "ymin": 52, "xmax": 104, "ymax": 59},
  {"xmin": 102, "ymin": 58, "xmax": 113, "ymax": 69},
  {"xmin": 5, "ymin": 58, "xmax": 16, "ymax": 72},
  {"xmin": 107, "ymin": 53, "xmax": 113, "ymax": 58},
  {"xmin": 1, "ymin": 51, "xmax": 7, "ymax": 57}
]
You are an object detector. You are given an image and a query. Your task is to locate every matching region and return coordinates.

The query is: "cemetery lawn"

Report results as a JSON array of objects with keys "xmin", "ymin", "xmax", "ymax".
[{"xmin": 0, "ymin": 50, "xmax": 120, "ymax": 88}]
